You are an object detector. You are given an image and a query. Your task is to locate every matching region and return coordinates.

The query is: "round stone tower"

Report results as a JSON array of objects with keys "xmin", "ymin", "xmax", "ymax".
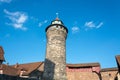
[{"xmin": 43, "ymin": 18, "xmax": 68, "ymax": 80}]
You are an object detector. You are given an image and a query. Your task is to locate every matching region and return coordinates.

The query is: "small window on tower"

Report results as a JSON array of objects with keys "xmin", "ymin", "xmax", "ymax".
[
  {"xmin": 56, "ymin": 26, "xmax": 59, "ymax": 29},
  {"xmin": 58, "ymin": 26, "xmax": 60, "ymax": 28}
]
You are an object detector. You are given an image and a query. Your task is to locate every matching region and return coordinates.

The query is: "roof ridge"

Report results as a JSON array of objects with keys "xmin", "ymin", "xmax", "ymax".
[
  {"xmin": 67, "ymin": 62, "xmax": 100, "ymax": 65},
  {"xmin": 11, "ymin": 61, "xmax": 43, "ymax": 66}
]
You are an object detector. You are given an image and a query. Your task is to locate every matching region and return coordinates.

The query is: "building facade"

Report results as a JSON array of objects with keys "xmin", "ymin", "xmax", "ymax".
[{"xmin": 0, "ymin": 46, "xmax": 119, "ymax": 80}]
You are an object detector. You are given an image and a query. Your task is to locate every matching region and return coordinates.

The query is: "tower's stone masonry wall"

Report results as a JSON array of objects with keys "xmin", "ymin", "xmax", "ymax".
[
  {"xmin": 43, "ymin": 24, "xmax": 67, "ymax": 80},
  {"xmin": 47, "ymin": 27, "xmax": 67, "ymax": 40}
]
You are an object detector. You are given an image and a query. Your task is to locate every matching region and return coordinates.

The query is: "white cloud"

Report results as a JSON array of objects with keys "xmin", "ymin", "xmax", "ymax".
[
  {"xmin": 4, "ymin": 9, "xmax": 28, "ymax": 31},
  {"xmin": 85, "ymin": 21, "xmax": 103, "ymax": 29},
  {"xmin": 71, "ymin": 21, "xmax": 80, "ymax": 34},
  {"xmin": 0, "ymin": 0, "xmax": 11, "ymax": 3},
  {"xmin": 71, "ymin": 26, "xmax": 80, "ymax": 33},
  {"xmin": 85, "ymin": 21, "xmax": 95, "ymax": 28},
  {"xmin": 96, "ymin": 22, "xmax": 103, "ymax": 29},
  {"xmin": 38, "ymin": 20, "xmax": 48, "ymax": 27}
]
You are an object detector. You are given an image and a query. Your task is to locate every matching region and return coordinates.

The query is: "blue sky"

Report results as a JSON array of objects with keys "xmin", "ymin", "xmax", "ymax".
[{"xmin": 0, "ymin": 0, "xmax": 120, "ymax": 68}]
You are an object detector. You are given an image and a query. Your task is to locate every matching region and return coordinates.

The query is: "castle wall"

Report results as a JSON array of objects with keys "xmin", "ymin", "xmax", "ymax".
[
  {"xmin": 66, "ymin": 66, "xmax": 100, "ymax": 80},
  {"xmin": 67, "ymin": 72, "xmax": 99, "ymax": 80},
  {"xmin": 101, "ymin": 71, "xmax": 118, "ymax": 80}
]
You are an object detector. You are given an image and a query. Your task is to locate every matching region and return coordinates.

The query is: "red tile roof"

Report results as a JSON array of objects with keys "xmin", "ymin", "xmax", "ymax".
[
  {"xmin": 12, "ymin": 62, "xmax": 43, "ymax": 76},
  {"xmin": 101, "ymin": 67, "xmax": 118, "ymax": 72},
  {"xmin": 10, "ymin": 62, "xmax": 100, "ymax": 76},
  {"xmin": 0, "ymin": 64, "xmax": 19, "ymax": 76},
  {"xmin": 1, "ymin": 61, "xmax": 118, "ymax": 76}
]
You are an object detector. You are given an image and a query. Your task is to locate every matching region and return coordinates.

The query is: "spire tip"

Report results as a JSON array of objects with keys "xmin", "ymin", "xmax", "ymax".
[{"xmin": 56, "ymin": 13, "xmax": 59, "ymax": 20}]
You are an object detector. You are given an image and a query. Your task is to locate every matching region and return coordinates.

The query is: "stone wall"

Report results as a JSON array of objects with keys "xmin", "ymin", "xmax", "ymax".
[
  {"xmin": 66, "ymin": 66, "xmax": 100, "ymax": 80},
  {"xmin": 67, "ymin": 72, "xmax": 99, "ymax": 80},
  {"xmin": 101, "ymin": 71, "xmax": 118, "ymax": 80}
]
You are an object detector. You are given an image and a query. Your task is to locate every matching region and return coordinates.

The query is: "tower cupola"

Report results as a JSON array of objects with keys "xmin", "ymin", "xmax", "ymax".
[
  {"xmin": 45, "ymin": 18, "xmax": 68, "ymax": 33},
  {"xmin": 51, "ymin": 18, "xmax": 63, "ymax": 25}
]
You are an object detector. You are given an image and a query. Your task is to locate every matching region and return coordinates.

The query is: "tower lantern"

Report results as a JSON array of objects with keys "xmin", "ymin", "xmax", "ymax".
[{"xmin": 43, "ymin": 17, "xmax": 68, "ymax": 80}]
